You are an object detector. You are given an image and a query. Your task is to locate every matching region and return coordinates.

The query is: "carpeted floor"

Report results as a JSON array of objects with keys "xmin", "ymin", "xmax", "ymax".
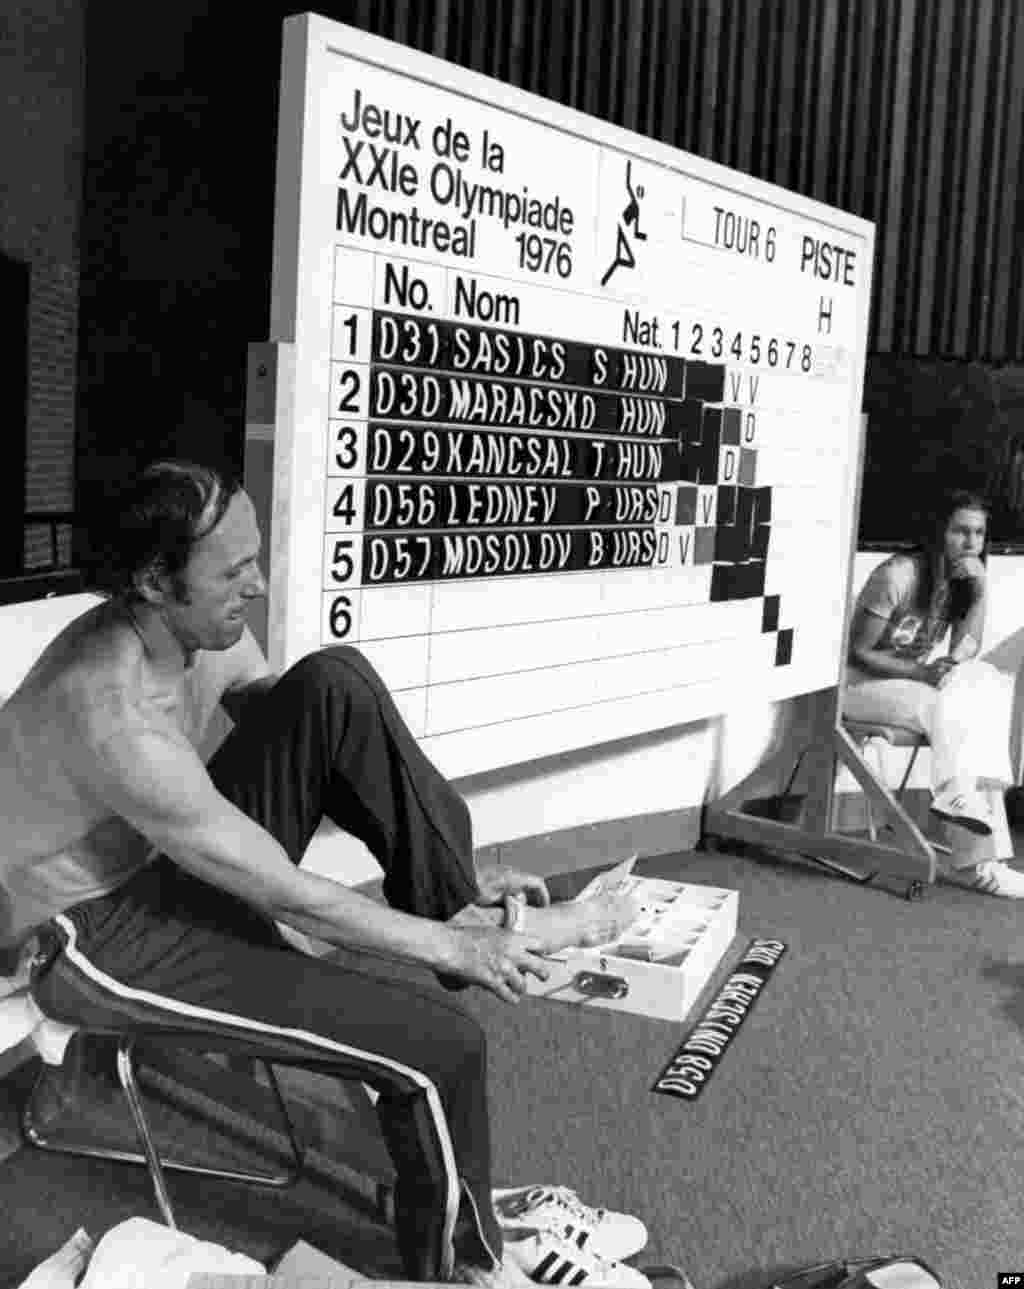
[
  {"xmin": 464, "ymin": 850, "xmax": 1024, "ymax": 1289},
  {"xmin": 3, "ymin": 843, "xmax": 1024, "ymax": 1289}
]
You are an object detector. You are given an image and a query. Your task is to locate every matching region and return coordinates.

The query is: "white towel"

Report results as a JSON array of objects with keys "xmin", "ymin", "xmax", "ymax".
[
  {"xmin": 77, "ymin": 1217, "xmax": 264, "ymax": 1289},
  {"xmin": 16, "ymin": 1228, "xmax": 93, "ymax": 1289}
]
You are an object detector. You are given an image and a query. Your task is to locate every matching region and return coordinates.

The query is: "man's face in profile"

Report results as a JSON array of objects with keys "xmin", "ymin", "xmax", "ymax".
[{"xmin": 157, "ymin": 489, "xmax": 266, "ymax": 655}]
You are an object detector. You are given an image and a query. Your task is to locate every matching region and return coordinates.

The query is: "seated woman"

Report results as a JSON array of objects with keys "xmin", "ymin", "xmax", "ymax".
[{"xmin": 844, "ymin": 489, "xmax": 1023, "ymax": 898}]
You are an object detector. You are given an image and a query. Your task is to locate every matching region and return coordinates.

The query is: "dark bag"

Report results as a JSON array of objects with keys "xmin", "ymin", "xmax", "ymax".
[{"xmin": 773, "ymin": 1256, "xmax": 943, "ymax": 1289}]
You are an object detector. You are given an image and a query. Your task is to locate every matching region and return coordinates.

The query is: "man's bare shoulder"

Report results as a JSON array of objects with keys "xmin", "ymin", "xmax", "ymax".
[{"xmin": 24, "ymin": 603, "xmax": 160, "ymax": 739}]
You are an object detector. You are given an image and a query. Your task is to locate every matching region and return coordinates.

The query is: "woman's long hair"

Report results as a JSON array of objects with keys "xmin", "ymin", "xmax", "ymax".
[{"xmin": 912, "ymin": 489, "xmax": 990, "ymax": 622}]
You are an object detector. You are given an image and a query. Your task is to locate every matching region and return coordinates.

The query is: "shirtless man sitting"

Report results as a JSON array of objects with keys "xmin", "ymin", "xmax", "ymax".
[{"xmin": 0, "ymin": 459, "xmax": 650, "ymax": 1287}]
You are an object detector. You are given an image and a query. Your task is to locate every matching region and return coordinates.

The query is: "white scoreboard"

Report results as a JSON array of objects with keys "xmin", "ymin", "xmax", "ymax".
[{"xmin": 251, "ymin": 13, "xmax": 875, "ymax": 779}]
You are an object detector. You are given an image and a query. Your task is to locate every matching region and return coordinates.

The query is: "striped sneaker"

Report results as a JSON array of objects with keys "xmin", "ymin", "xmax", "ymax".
[
  {"xmin": 944, "ymin": 859, "xmax": 1024, "ymax": 898},
  {"xmin": 928, "ymin": 787, "xmax": 992, "ymax": 836},
  {"xmin": 493, "ymin": 1186, "xmax": 648, "ymax": 1261},
  {"xmin": 501, "ymin": 1228, "xmax": 651, "ymax": 1288}
]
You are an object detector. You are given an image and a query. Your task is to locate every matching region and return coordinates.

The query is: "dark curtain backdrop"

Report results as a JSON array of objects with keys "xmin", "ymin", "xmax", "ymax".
[{"xmin": 349, "ymin": 0, "xmax": 1024, "ymax": 361}]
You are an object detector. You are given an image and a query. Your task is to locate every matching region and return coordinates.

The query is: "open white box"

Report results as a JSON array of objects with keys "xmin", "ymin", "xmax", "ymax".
[{"xmin": 525, "ymin": 878, "xmax": 739, "ymax": 1023}]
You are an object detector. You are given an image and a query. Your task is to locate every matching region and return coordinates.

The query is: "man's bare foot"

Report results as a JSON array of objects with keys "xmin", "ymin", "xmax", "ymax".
[
  {"xmin": 517, "ymin": 889, "xmax": 641, "ymax": 954},
  {"xmin": 445, "ymin": 884, "xmax": 641, "ymax": 954}
]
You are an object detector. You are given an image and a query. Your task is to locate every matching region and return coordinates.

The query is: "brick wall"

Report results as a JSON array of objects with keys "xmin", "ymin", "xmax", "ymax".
[{"xmin": 1, "ymin": 2, "xmax": 84, "ymax": 574}]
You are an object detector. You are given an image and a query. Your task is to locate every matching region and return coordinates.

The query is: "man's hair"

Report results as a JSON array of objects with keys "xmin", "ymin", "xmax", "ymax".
[{"xmin": 85, "ymin": 459, "xmax": 242, "ymax": 600}]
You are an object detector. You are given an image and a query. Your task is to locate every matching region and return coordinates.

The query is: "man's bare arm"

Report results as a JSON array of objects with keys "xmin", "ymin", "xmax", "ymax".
[{"xmin": 80, "ymin": 723, "xmax": 550, "ymax": 1004}]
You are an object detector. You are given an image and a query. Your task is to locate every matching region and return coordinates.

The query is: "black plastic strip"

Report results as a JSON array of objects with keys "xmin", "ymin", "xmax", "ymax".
[{"xmin": 652, "ymin": 937, "xmax": 787, "ymax": 1101}]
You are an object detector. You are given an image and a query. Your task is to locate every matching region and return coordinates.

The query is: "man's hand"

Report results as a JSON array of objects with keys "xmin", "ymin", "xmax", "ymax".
[
  {"xmin": 444, "ymin": 925, "xmax": 551, "ymax": 1005},
  {"xmin": 474, "ymin": 862, "xmax": 551, "ymax": 911}
]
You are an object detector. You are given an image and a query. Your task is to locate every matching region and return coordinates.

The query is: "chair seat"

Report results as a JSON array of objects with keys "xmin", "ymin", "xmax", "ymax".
[{"xmin": 842, "ymin": 718, "xmax": 928, "ymax": 749}]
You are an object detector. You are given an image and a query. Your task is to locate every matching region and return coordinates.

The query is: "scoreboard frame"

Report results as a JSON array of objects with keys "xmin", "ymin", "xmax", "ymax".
[{"xmin": 247, "ymin": 12, "xmax": 877, "ymax": 782}]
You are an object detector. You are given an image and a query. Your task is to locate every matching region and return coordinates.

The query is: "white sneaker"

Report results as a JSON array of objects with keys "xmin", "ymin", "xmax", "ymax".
[
  {"xmin": 929, "ymin": 788, "xmax": 993, "ymax": 836},
  {"xmin": 945, "ymin": 859, "xmax": 1024, "ymax": 898},
  {"xmin": 493, "ymin": 1185, "xmax": 648, "ymax": 1261},
  {"xmin": 501, "ymin": 1228, "xmax": 651, "ymax": 1288}
]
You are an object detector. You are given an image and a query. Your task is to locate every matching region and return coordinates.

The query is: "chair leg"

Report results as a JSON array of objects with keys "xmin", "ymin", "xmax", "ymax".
[
  {"xmin": 862, "ymin": 738, "xmax": 881, "ymax": 841},
  {"xmin": 855, "ymin": 738, "xmax": 928, "ymax": 843},
  {"xmin": 897, "ymin": 743, "xmax": 921, "ymax": 797},
  {"xmin": 115, "ymin": 1039, "xmax": 305, "ymax": 1188},
  {"xmin": 23, "ymin": 1036, "xmax": 305, "ymax": 1226},
  {"xmin": 116, "ymin": 1041, "xmax": 179, "ymax": 1228},
  {"xmin": 22, "ymin": 1049, "xmax": 182, "ymax": 1228},
  {"xmin": 890, "ymin": 742, "xmax": 953, "ymax": 854}
]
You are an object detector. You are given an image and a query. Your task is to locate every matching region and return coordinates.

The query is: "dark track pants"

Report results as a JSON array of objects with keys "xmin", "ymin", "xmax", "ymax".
[{"xmin": 29, "ymin": 646, "xmax": 501, "ymax": 1279}]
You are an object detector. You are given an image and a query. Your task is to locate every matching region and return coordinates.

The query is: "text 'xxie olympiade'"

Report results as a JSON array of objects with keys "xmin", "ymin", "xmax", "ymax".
[{"xmin": 338, "ymin": 86, "xmax": 578, "ymax": 263}]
